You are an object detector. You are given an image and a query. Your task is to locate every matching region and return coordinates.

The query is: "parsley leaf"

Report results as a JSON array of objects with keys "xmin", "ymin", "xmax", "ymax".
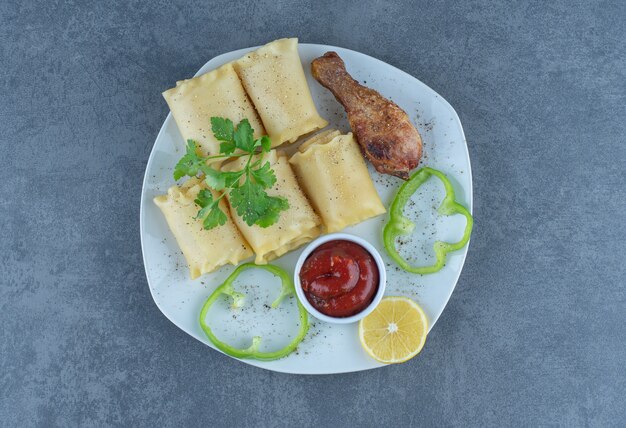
[
  {"xmin": 203, "ymin": 167, "xmax": 244, "ymax": 191},
  {"xmin": 194, "ymin": 189, "xmax": 227, "ymax": 229},
  {"xmin": 233, "ymin": 119, "xmax": 255, "ymax": 152},
  {"xmin": 219, "ymin": 140, "xmax": 237, "ymax": 155},
  {"xmin": 173, "ymin": 140, "xmax": 204, "ymax": 180},
  {"xmin": 212, "ymin": 117, "xmax": 237, "ymax": 154},
  {"xmin": 211, "ymin": 117, "xmax": 234, "ymax": 142},
  {"xmin": 250, "ymin": 161, "xmax": 277, "ymax": 189},
  {"xmin": 254, "ymin": 135, "xmax": 272, "ymax": 152},
  {"xmin": 255, "ymin": 196, "xmax": 290, "ymax": 228},
  {"xmin": 202, "ymin": 207, "xmax": 228, "ymax": 229},
  {"xmin": 230, "ymin": 178, "xmax": 290, "ymax": 228},
  {"xmin": 229, "ymin": 179, "xmax": 270, "ymax": 225}
]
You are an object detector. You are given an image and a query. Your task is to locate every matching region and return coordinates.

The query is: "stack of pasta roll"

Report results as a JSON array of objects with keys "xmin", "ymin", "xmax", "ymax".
[
  {"xmin": 156, "ymin": 38, "xmax": 327, "ymax": 277},
  {"xmin": 155, "ymin": 38, "xmax": 385, "ymax": 279},
  {"xmin": 162, "ymin": 38, "xmax": 327, "ymax": 160}
]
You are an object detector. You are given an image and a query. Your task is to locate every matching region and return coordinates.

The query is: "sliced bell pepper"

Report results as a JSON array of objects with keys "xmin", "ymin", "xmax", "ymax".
[
  {"xmin": 383, "ymin": 167, "xmax": 473, "ymax": 274},
  {"xmin": 199, "ymin": 263, "xmax": 309, "ymax": 361}
]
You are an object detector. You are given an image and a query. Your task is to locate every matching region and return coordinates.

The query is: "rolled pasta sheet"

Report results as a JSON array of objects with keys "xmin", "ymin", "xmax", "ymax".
[
  {"xmin": 298, "ymin": 129, "xmax": 341, "ymax": 153},
  {"xmin": 289, "ymin": 131, "xmax": 386, "ymax": 233},
  {"xmin": 153, "ymin": 178, "xmax": 253, "ymax": 279},
  {"xmin": 162, "ymin": 63, "xmax": 265, "ymax": 163},
  {"xmin": 234, "ymin": 38, "xmax": 328, "ymax": 145},
  {"xmin": 222, "ymin": 150, "xmax": 322, "ymax": 264}
]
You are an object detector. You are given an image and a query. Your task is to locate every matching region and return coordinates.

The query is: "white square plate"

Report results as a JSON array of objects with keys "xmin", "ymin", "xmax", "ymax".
[{"xmin": 140, "ymin": 43, "xmax": 472, "ymax": 374}]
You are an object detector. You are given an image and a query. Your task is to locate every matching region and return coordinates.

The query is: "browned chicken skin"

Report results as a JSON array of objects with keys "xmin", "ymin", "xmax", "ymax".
[{"xmin": 311, "ymin": 52, "xmax": 422, "ymax": 179}]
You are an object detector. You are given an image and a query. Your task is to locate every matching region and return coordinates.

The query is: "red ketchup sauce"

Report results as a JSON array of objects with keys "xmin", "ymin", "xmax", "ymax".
[{"xmin": 299, "ymin": 240, "xmax": 379, "ymax": 317}]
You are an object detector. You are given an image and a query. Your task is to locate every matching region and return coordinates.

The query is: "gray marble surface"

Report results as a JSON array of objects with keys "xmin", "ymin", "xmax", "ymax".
[{"xmin": 2, "ymin": 1, "xmax": 625, "ymax": 426}]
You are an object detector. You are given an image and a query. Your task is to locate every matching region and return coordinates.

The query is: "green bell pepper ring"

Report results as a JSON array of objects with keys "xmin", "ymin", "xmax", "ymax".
[
  {"xmin": 199, "ymin": 263, "xmax": 309, "ymax": 361},
  {"xmin": 383, "ymin": 167, "xmax": 473, "ymax": 274}
]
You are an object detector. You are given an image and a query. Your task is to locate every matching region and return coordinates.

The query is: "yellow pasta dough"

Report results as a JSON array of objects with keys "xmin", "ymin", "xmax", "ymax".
[
  {"xmin": 222, "ymin": 150, "xmax": 322, "ymax": 263},
  {"xmin": 153, "ymin": 178, "xmax": 253, "ymax": 279},
  {"xmin": 298, "ymin": 129, "xmax": 341, "ymax": 152},
  {"xmin": 289, "ymin": 131, "xmax": 386, "ymax": 233},
  {"xmin": 162, "ymin": 63, "xmax": 265, "ymax": 163},
  {"xmin": 234, "ymin": 38, "xmax": 328, "ymax": 145}
]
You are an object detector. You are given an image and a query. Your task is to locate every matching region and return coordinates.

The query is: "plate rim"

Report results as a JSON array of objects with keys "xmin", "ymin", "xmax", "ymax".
[{"xmin": 140, "ymin": 42, "xmax": 473, "ymax": 374}]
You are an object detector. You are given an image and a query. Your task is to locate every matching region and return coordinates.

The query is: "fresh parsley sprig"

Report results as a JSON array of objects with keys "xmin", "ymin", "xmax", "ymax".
[{"xmin": 174, "ymin": 117, "xmax": 289, "ymax": 230}]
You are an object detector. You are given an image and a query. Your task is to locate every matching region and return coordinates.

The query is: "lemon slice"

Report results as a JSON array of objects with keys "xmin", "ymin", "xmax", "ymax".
[{"xmin": 358, "ymin": 296, "xmax": 428, "ymax": 363}]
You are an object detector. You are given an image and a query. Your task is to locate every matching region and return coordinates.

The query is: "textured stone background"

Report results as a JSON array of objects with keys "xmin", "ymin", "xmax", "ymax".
[{"xmin": 2, "ymin": 1, "xmax": 625, "ymax": 426}]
